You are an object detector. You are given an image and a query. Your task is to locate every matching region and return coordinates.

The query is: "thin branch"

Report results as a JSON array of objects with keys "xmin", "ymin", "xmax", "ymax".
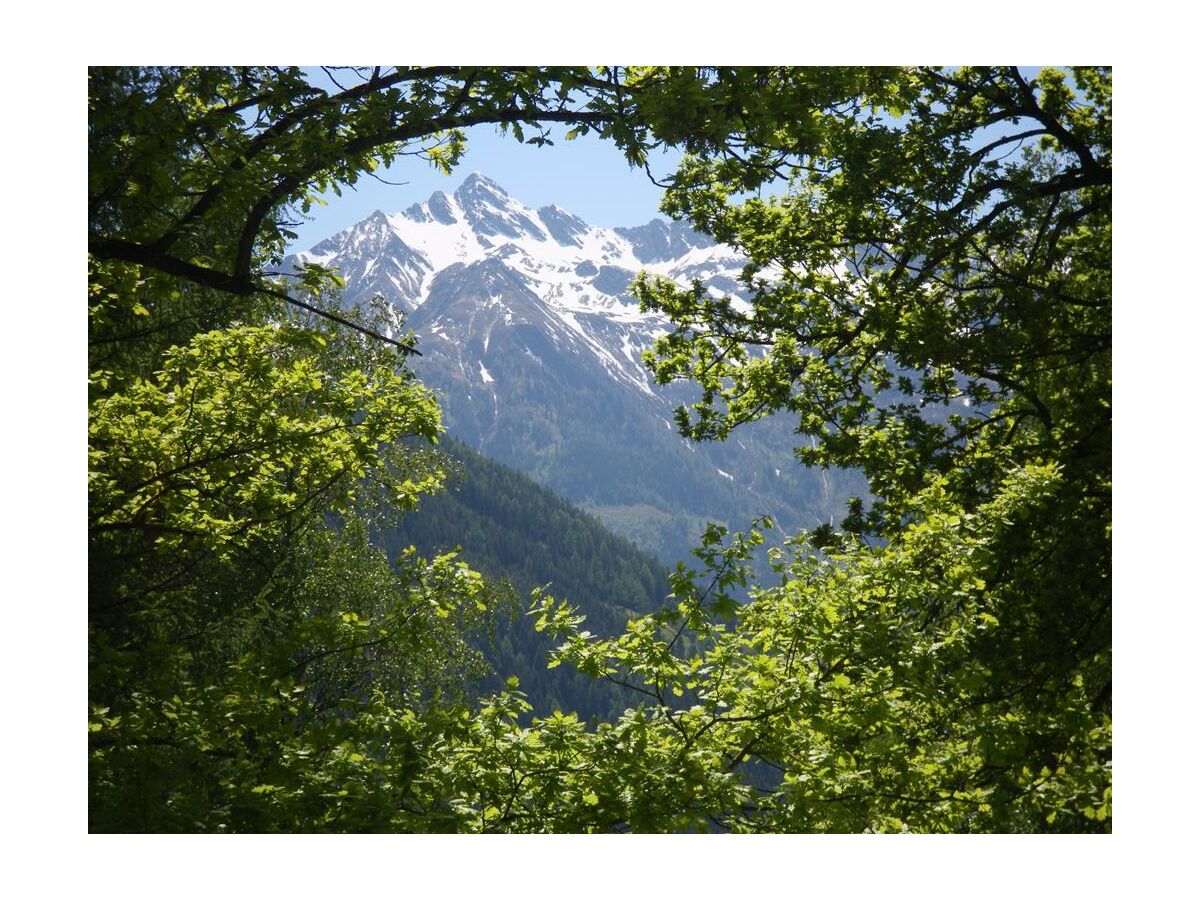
[{"xmin": 364, "ymin": 170, "xmax": 410, "ymax": 188}]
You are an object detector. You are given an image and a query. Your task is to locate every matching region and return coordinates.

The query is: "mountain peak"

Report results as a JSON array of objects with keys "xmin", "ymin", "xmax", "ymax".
[
  {"xmin": 455, "ymin": 172, "xmax": 510, "ymax": 199},
  {"xmin": 295, "ymin": 171, "xmax": 745, "ymax": 325},
  {"xmin": 453, "ymin": 173, "xmax": 546, "ymax": 242}
]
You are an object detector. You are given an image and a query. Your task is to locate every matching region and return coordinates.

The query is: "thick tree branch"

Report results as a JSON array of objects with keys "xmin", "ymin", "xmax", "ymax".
[
  {"xmin": 152, "ymin": 66, "xmax": 466, "ymax": 251},
  {"xmin": 230, "ymin": 106, "xmax": 619, "ymax": 283},
  {"xmin": 89, "ymin": 237, "xmax": 420, "ymax": 354}
]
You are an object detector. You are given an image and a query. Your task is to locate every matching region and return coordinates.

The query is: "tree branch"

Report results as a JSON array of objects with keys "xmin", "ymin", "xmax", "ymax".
[{"xmin": 89, "ymin": 237, "xmax": 420, "ymax": 354}]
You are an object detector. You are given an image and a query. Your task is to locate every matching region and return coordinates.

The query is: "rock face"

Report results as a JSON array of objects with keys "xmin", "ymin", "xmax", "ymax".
[{"xmin": 289, "ymin": 172, "xmax": 858, "ymax": 564}]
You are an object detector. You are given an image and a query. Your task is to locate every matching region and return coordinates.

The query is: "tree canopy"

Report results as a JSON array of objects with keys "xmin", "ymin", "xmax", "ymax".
[
  {"xmin": 623, "ymin": 66, "xmax": 1112, "ymax": 830},
  {"xmin": 87, "ymin": 64, "xmax": 679, "ymax": 831},
  {"xmin": 89, "ymin": 66, "xmax": 1110, "ymax": 832}
]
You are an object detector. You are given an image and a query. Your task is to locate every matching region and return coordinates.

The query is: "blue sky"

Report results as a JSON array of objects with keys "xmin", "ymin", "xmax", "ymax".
[{"xmin": 286, "ymin": 124, "xmax": 682, "ymax": 251}]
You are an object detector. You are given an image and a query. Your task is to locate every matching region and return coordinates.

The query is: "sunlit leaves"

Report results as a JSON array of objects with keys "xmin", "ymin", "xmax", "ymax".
[
  {"xmin": 89, "ymin": 323, "xmax": 441, "ymax": 559},
  {"xmin": 633, "ymin": 67, "xmax": 1111, "ymax": 537}
]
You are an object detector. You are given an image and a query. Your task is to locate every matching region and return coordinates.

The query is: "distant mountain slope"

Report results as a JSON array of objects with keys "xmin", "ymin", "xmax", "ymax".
[
  {"xmin": 290, "ymin": 173, "xmax": 862, "ymax": 565},
  {"xmin": 378, "ymin": 435, "xmax": 673, "ymax": 719}
]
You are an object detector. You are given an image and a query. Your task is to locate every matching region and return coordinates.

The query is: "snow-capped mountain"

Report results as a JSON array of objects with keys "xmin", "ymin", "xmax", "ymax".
[
  {"xmin": 295, "ymin": 172, "xmax": 747, "ymax": 396},
  {"xmin": 289, "ymin": 173, "xmax": 856, "ymax": 563}
]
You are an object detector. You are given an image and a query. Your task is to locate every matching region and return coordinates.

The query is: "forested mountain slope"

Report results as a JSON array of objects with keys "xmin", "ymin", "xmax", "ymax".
[{"xmin": 380, "ymin": 435, "xmax": 672, "ymax": 718}]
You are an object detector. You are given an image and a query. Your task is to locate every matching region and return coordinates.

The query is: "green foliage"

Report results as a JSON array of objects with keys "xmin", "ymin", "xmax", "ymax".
[
  {"xmin": 358, "ymin": 464, "xmax": 1105, "ymax": 833},
  {"xmin": 90, "ymin": 324, "xmax": 440, "ymax": 558},
  {"xmin": 89, "ymin": 66, "xmax": 1110, "ymax": 833},
  {"xmin": 633, "ymin": 67, "xmax": 1111, "ymax": 535},
  {"xmin": 89, "ymin": 523, "xmax": 508, "ymax": 832},
  {"xmin": 86, "ymin": 297, "xmax": 512, "ymax": 829},
  {"xmin": 613, "ymin": 66, "xmax": 1111, "ymax": 830},
  {"xmin": 89, "ymin": 65, "xmax": 639, "ymax": 830},
  {"xmin": 85, "ymin": 64, "xmax": 714, "ymax": 833},
  {"xmin": 379, "ymin": 66, "xmax": 1111, "ymax": 833}
]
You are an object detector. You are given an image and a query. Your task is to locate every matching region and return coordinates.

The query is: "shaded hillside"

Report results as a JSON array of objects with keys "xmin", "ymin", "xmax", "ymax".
[{"xmin": 377, "ymin": 436, "xmax": 673, "ymax": 718}]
